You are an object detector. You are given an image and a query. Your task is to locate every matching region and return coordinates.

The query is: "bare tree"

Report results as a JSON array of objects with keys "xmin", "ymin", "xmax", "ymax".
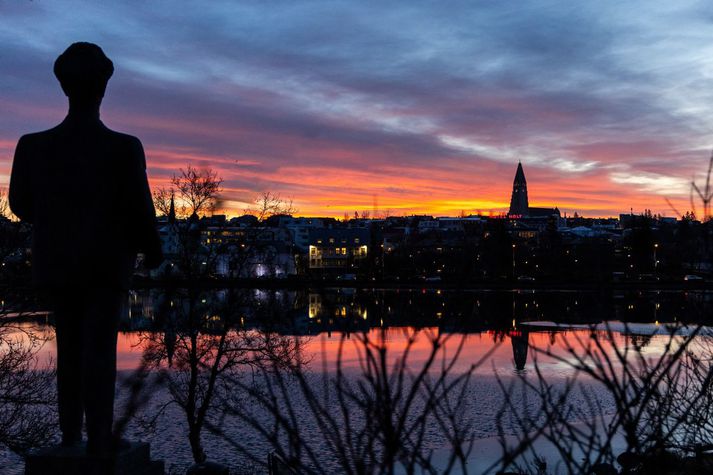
[
  {"xmin": 247, "ymin": 192, "xmax": 296, "ymax": 222},
  {"xmin": 152, "ymin": 186, "xmax": 175, "ymax": 218},
  {"xmin": 690, "ymin": 151, "xmax": 713, "ymax": 222},
  {"xmin": 172, "ymin": 165, "xmax": 223, "ymax": 218},
  {"xmin": 666, "ymin": 151, "xmax": 713, "ymax": 222},
  {"xmin": 0, "ymin": 188, "xmax": 8, "ymax": 219}
]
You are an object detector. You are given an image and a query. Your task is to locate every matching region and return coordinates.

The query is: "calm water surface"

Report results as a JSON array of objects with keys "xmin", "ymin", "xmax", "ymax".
[{"xmin": 3, "ymin": 289, "xmax": 712, "ymax": 473}]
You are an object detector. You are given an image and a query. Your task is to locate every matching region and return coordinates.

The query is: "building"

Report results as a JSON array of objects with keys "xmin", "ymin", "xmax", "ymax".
[
  {"xmin": 308, "ymin": 228, "xmax": 370, "ymax": 269},
  {"xmin": 508, "ymin": 162, "xmax": 560, "ymax": 218},
  {"xmin": 508, "ymin": 162, "xmax": 529, "ymax": 217}
]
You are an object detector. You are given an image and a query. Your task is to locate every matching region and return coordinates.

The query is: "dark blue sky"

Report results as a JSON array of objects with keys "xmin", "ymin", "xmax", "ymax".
[{"xmin": 2, "ymin": 1, "xmax": 712, "ymax": 216}]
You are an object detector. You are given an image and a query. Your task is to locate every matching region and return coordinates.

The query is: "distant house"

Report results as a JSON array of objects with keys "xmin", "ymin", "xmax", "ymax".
[
  {"xmin": 308, "ymin": 228, "xmax": 370, "ymax": 269},
  {"xmin": 229, "ymin": 214, "xmax": 259, "ymax": 227},
  {"xmin": 282, "ymin": 217, "xmax": 327, "ymax": 251},
  {"xmin": 509, "ymin": 220, "xmax": 538, "ymax": 240},
  {"xmin": 417, "ymin": 219, "xmax": 440, "ymax": 232},
  {"xmin": 383, "ymin": 228, "xmax": 406, "ymax": 252},
  {"xmin": 214, "ymin": 241, "xmax": 296, "ymax": 278}
]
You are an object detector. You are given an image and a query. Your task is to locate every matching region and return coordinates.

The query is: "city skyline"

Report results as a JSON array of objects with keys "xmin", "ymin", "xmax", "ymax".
[{"xmin": 2, "ymin": 1, "xmax": 713, "ymax": 218}]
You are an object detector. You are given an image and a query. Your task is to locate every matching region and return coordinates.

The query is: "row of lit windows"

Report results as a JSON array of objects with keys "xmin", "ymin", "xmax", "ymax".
[
  {"xmin": 311, "ymin": 247, "xmax": 352, "ymax": 255},
  {"xmin": 315, "ymin": 237, "xmax": 361, "ymax": 244}
]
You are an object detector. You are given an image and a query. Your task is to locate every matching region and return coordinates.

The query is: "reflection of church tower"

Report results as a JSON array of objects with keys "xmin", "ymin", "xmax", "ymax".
[
  {"xmin": 508, "ymin": 162, "xmax": 529, "ymax": 217},
  {"xmin": 165, "ymin": 327, "xmax": 176, "ymax": 368},
  {"xmin": 511, "ymin": 330, "xmax": 529, "ymax": 371}
]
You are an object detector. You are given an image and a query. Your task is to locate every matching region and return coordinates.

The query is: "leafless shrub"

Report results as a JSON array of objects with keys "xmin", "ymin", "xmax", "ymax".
[
  {"xmin": 690, "ymin": 152, "xmax": 713, "ymax": 223},
  {"xmin": 0, "ymin": 322, "xmax": 56, "ymax": 454},
  {"xmin": 133, "ymin": 289, "xmax": 301, "ymax": 464},
  {"xmin": 494, "ymin": 324, "xmax": 713, "ymax": 474},
  {"xmin": 213, "ymin": 328, "xmax": 498, "ymax": 474}
]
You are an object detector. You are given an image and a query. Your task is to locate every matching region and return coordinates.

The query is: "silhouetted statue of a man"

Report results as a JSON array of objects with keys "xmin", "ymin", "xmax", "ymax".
[{"xmin": 9, "ymin": 42, "xmax": 163, "ymax": 455}]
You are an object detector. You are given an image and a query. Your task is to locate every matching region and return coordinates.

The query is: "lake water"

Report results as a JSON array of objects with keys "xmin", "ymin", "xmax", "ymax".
[{"xmin": 2, "ymin": 289, "xmax": 712, "ymax": 474}]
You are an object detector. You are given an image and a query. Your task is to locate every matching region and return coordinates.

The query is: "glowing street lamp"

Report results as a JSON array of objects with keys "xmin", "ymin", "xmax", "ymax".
[
  {"xmin": 654, "ymin": 243, "xmax": 659, "ymax": 275},
  {"xmin": 512, "ymin": 244, "xmax": 516, "ymax": 277}
]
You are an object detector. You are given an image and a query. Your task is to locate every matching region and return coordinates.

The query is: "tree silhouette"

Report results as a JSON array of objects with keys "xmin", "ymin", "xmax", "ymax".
[{"xmin": 172, "ymin": 165, "xmax": 223, "ymax": 218}]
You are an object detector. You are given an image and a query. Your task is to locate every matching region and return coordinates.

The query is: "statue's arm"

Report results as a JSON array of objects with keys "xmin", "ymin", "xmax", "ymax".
[
  {"xmin": 128, "ymin": 137, "xmax": 163, "ymax": 269},
  {"xmin": 9, "ymin": 136, "xmax": 34, "ymax": 223}
]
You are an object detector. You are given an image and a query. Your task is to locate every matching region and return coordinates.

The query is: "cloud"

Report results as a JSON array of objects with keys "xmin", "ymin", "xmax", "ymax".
[
  {"xmin": 0, "ymin": 0, "xmax": 710, "ymax": 216},
  {"xmin": 609, "ymin": 171, "xmax": 690, "ymax": 195}
]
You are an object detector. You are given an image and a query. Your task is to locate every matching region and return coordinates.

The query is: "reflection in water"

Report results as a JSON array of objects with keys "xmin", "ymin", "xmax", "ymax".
[
  {"xmin": 3, "ymin": 289, "xmax": 712, "ymax": 472},
  {"xmin": 119, "ymin": 288, "xmax": 713, "ymax": 334},
  {"xmin": 11, "ymin": 288, "xmax": 713, "ymax": 374},
  {"xmin": 511, "ymin": 329, "xmax": 529, "ymax": 372}
]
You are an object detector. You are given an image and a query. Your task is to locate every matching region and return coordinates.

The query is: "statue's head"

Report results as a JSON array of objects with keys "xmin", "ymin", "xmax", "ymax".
[{"xmin": 54, "ymin": 42, "xmax": 114, "ymax": 101}]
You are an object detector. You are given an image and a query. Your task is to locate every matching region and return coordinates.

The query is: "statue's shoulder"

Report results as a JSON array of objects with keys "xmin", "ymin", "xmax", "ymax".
[
  {"xmin": 17, "ymin": 125, "xmax": 62, "ymax": 147},
  {"xmin": 103, "ymin": 126, "xmax": 143, "ymax": 150},
  {"xmin": 101, "ymin": 127, "xmax": 145, "ymax": 168}
]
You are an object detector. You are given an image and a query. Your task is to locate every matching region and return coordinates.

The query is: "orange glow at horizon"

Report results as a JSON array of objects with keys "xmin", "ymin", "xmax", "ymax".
[{"xmin": 141, "ymin": 151, "xmax": 691, "ymax": 219}]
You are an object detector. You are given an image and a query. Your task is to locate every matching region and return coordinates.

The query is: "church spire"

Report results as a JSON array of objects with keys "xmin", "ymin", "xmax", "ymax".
[
  {"xmin": 508, "ymin": 161, "xmax": 529, "ymax": 217},
  {"xmin": 514, "ymin": 161, "xmax": 526, "ymax": 185},
  {"xmin": 168, "ymin": 192, "xmax": 176, "ymax": 223}
]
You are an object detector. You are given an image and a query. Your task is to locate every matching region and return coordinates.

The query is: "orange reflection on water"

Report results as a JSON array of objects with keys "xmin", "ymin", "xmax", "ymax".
[{"xmin": 7, "ymin": 323, "xmax": 681, "ymax": 376}]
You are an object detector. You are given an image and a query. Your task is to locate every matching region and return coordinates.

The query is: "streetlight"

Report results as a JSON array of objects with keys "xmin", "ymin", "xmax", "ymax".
[
  {"xmin": 654, "ymin": 243, "xmax": 659, "ymax": 277},
  {"xmin": 512, "ymin": 244, "xmax": 516, "ymax": 278}
]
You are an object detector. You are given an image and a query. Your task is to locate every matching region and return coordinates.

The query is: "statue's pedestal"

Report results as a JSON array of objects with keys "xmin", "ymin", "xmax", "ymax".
[{"xmin": 25, "ymin": 441, "xmax": 164, "ymax": 475}]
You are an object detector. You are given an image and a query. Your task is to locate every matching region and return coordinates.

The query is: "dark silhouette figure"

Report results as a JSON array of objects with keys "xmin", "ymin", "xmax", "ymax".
[{"xmin": 9, "ymin": 43, "xmax": 163, "ymax": 455}]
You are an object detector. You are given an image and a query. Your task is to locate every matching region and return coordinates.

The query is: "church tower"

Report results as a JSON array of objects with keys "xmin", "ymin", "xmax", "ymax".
[
  {"xmin": 168, "ymin": 192, "xmax": 176, "ymax": 223},
  {"xmin": 508, "ymin": 161, "xmax": 529, "ymax": 217}
]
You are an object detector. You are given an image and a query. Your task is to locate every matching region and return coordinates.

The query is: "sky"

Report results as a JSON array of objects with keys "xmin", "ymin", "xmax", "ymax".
[{"xmin": 2, "ymin": 0, "xmax": 713, "ymax": 218}]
